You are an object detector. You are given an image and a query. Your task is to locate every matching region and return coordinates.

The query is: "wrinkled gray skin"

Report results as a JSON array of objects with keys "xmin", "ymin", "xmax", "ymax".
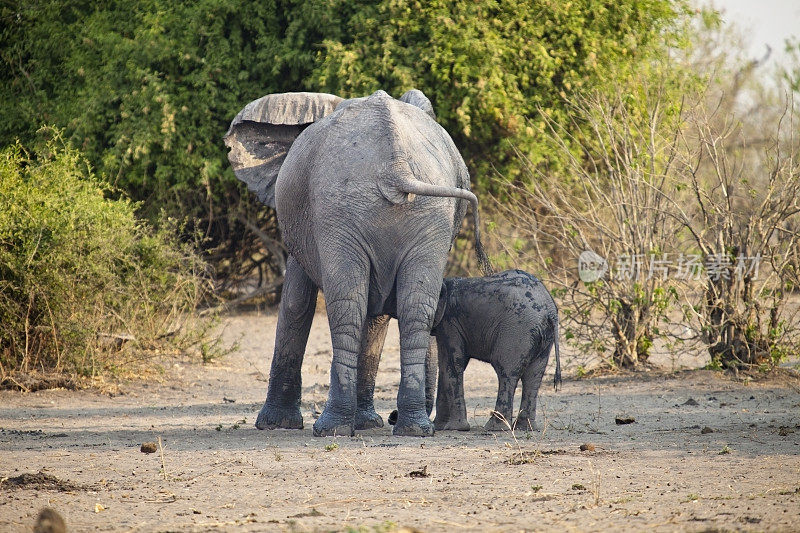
[
  {"xmin": 431, "ymin": 270, "xmax": 561, "ymax": 432},
  {"xmin": 224, "ymin": 89, "xmax": 491, "ymax": 437}
]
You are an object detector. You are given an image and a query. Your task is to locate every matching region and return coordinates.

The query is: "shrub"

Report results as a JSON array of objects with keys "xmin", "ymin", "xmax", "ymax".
[
  {"xmin": 0, "ymin": 133, "xmax": 211, "ymax": 387},
  {"xmin": 492, "ymin": 72, "xmax": 686, "ymax": 369}
]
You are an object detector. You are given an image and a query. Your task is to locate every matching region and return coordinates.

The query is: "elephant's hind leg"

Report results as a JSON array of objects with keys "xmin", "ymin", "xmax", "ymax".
[
  {"xmin": 514, "ymin": 348, "xmax": 549, "ymax": 432},
  {"xmin": 354, "ymin": 314, "xmax": 391, "ymax": 430},
  {"xmin": 313, "ymin": 255, "xmax": 370, "ymax": 437},
  {"xmin": 393, "ymin": 263, "xmax": 444, "ymax": 437},
  {"xmin": 485, "ymin": 371, "xmax": 519, "ymax": 432},
  {"xmin": 256, "ymin": 256, "xmax": 318, "ymax": 430}
]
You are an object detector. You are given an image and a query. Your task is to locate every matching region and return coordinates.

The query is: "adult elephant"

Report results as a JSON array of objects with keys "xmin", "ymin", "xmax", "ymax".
[{"xmin": 224, "ymin": 89, "xmax": 491, "ymax": 436}]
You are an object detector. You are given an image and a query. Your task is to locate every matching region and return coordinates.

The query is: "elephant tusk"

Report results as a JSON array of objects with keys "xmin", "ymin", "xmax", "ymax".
[{"xmin": 407, "ymin": 192, "xmax": 416, "ymax": 202}]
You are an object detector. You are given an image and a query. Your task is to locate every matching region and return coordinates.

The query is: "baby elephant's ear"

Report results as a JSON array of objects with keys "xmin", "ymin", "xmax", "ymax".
[
  {"xmin": 224, "ymin": 92, "xmax": 343, "ymax": 208},
  {"xmin": 433, "ymin": 282, "xmax": 448, "ymax": 329},
  {"xmin": 399, "ymin": 89, "xmax": 436, "ymax": 120}
]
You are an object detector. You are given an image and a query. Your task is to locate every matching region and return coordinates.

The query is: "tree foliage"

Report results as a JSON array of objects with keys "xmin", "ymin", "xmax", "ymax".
[{"xmin": 1, "ymin": 0, "xmax": 297, "ymax": 214}]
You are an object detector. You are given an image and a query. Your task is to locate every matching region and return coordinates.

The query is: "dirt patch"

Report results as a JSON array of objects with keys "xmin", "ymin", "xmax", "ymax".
[
  {"xmin": 1, "ymin": 471, "xmax": 85, "ymax": 492},
  {"xmin": 0, "ymin": 310, "xmax": 798, "ymax": 532}
]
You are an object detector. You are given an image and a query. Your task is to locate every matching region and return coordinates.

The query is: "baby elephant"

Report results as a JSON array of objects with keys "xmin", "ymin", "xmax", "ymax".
[{"xmin": 432, "ymin": 269, "xmax": 561, "ymax": 432}]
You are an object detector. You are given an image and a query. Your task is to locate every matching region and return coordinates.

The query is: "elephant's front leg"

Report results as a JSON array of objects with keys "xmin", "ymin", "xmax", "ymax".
[
  {"xmin": 354, "ymin": 314, "xmax": 391, "ymax": 430},
  {"xmin": 256, "ymin": 256, "xmax": 318, "ymax": 430}
]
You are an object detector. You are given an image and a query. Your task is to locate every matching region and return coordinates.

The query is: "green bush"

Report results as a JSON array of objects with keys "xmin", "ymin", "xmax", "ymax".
[{"xmin": 0, "ymin": 134, "xmax": 211, "ymax": 386}]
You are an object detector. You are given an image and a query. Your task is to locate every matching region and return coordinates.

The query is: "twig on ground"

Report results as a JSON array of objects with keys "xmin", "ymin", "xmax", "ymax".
[{"xmin": 158, "ymin": 436, "xmax": 168, "ymax": 481}]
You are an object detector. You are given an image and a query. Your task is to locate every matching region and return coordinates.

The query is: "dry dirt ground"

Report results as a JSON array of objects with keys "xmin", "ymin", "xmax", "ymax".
[{"xmin": 1, "ymin": 310, "xmax": 799, "ymax": 532}]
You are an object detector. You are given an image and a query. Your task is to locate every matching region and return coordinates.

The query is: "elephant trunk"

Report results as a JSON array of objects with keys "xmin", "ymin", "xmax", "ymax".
[{"xmin": 396, "ymin": 179, "xmax": 494, "ymax": 276}]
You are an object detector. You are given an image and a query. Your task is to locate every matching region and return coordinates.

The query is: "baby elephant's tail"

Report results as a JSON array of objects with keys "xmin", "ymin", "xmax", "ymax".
[{"xmin": 552, "ymin": 313, "xmax": 562, "ymax": 391}]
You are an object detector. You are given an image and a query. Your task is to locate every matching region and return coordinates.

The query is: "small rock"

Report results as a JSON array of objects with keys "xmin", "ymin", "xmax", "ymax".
[
  {"xmin": 140, "ymin": 442, "xmax": 158, "ymax": 454},
  {"xmin": 615, "ymin": 416, "xmax": 635, "ymax": 425},
  {"xmin": 701, "ymin": 427, "xmax": 714, "ymax": 434},
  {"xmin": 579, "ymin": 443, "xmax": 595, "ymax": 452},
  {"xmin": 683, "ymin": 398, "xmax": 699, "ymax": 406},
  {"xmin": 222, "ymin": 397, "xmax": 236, "ymax": 403}
]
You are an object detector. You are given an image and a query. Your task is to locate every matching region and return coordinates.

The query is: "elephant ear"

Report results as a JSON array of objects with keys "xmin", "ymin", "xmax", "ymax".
[
  {"xmin": 399, "ymin": 89, "xmax": 436, "ymax": 120},
  {"xmin": 224, "ymin": 92, "xmax": 343, "ymax": 208}
]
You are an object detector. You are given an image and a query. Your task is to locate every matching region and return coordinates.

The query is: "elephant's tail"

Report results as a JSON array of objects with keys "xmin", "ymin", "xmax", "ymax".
[
  {"xmin": 393, "ymin": 176, "xmax": 494, "ymax": 276},
  {"xmin": 551, "ymin": 311, "xmax": 562, "ymax": 391}
]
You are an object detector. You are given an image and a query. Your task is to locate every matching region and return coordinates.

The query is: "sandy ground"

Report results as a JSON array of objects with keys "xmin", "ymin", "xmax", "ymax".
[{"xmin": 1, "ymin": 309, "xmax": 799, "ymax": 532}]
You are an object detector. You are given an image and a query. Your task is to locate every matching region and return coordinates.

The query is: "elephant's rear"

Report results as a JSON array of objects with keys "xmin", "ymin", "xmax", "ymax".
[
  {"xmin": 517, "ymin": 271, "xmax": 561, "ymax": 390},
  {"xmin": 494, "ymin": 270, "xmax": 561, "ymax": 389},
  {"xmin": 279, "ymin": 90, "xmax": 466, "ymax": 311}
]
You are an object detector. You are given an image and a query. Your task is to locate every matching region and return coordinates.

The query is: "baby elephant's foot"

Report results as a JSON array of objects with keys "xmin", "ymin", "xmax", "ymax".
[
  {"xmin": 392, "ymin": 409, "xmax": 434, "ymax": 437},
  {"xmin": 354, "ymin": 408, "xmax": 384, "ymax": 430},
  {"xmin": 484, "ymin": 411, "xmax": 514, "ymax": 432},
  {"xmin": 255, "ymin": 402, "xmax": 303, "ymax": 430},
  {"xmin": 433, "ymin": 417, "xmax": 470, "ymax": 431}
]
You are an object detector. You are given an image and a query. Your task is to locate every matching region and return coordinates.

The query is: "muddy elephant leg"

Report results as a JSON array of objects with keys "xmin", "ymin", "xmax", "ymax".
[
  {"xmin": 514, "ymin": 351, "xmax": 548, "ymax": 431},
  {"xmin": 256, "ymin": 256, "xmax": 318, "ymax": 430},
  {"xmin": 354, "ymin": 314, "xmax": 391, "ymax": 430},
  {"xmin": 392, "ymin": 264, "xmax": 443, "ymax": 437},
  {"xmin": 313, "ymin": 255, "xmax": 369, "ymax": 437},
  {"xmin": 433, "ymin": 338, "xmax": 470, "ymax": 431},
  {"xmin": 485, "ymin": 369, "xmax": 519, "ymax": 432}
]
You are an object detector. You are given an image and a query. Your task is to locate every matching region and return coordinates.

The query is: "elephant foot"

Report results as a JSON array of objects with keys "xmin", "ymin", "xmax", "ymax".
[
  {"xmin": 312, "ymin": 409, "xmax": 355, "ymax": 437},
  {"xmin": 354, "ymin": 408, "xmax": 384, "ymax": 430},
  {"xmin": 434, "ymin": 417, "xmax": 470, "ymax": 431},
  {"xmin": 312, "ymin": 423, "xmax": 354, "ymax": 437},
  {"xmin": 513, "ymin": 416, "xmax": 535, "ymax": 432},
  {"xmin": 484, "ymin": 411, "xmax": 513, "ymax": 432},
  {"xmin": 255, "ymin": 403, "xmax": 303, "ymax": 430},
  {"xmin": 392, "ymin": 410, "xmax": 434, "ymax": 437}
]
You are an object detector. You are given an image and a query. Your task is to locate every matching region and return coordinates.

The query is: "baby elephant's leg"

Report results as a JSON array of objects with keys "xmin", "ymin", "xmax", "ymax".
[
  {"xmin": 514, "ymin": 349, "xmax": 549, "ymax": 431},
  {"xmin": 485, "ymin": 369, "xmax": 519, "ymax": 431},
  {"xmin": 433, "ymin": 340, "xmax": 470, "ymax": 431}
]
